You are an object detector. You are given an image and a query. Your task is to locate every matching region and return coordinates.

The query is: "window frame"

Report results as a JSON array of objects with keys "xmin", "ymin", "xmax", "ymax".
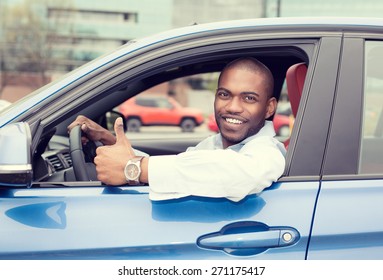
[
  {"xmin": 321, "ymin": 37, "xmax": 364, "ymax": 177},
  {"xmin": 284, "ymin": 36, "xmax": 343, "ymax": 178},
  {"xmin": 26, "ymin": 37, "xmax": 330, "ymax": 187}
]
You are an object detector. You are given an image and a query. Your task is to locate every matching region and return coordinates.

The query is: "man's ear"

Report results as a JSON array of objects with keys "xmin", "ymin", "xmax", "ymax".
[{"xmin": 265, "ymin": 97, "xmax": 277, "ymax": 119}]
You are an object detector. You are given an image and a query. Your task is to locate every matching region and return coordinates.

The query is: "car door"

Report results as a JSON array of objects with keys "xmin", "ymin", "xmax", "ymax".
[
  {"xmin": 308, "ymin": 37, "xmax": 383, "ymax": 259},
  {"xmin": 0, "ymin": 32, "xmax": 340, "ymax": 259}
]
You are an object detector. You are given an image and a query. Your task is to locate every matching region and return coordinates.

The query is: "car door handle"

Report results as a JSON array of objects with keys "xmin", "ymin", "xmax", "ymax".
[
  {"xmin": 197, "ymin": 221, "xmax": 300, "ymax": 256},
  {"xmin": 198, "ymin": 229, "xmax": 297, "ymax": 248}
]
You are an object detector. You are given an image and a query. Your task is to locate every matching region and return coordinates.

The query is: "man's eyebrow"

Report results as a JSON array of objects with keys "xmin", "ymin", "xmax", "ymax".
[
  {"xmin": 241, "ymin": 91, "xmax": 260, "ymax": 97},
  {"xmin": 217, "ymin": 88, "xmax": 259, "ymax": 95},
  {"xmin": 216, "ymin": 87, "xmax": 230, "ymax": 92},
  {"xmin": 217, "ymin": 88, "xmax": 261, "ymax": 97}
]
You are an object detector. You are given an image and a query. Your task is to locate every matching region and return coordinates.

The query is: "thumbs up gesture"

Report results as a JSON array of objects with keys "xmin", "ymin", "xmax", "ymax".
[{"xmin": 94, "ymin": 117, "xmax": 135, "ymax": 185}]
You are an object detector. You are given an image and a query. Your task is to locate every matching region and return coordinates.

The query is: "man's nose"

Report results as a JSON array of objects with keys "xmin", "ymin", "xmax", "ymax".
[{"xmin": 225, "ymin": 96, "xmax": 244, "ymax": 113}]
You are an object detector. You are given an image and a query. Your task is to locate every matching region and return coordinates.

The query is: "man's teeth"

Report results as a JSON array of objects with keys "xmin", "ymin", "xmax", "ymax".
[{"xmin": 225, "ymin": 118, "xmax": 243, "ymax": 124}]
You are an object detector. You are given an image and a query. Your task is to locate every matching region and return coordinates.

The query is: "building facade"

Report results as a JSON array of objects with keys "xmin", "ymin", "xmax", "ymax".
[{"xmin": 2, "ymin": 0, "xmax": 383, "ymax": 101}]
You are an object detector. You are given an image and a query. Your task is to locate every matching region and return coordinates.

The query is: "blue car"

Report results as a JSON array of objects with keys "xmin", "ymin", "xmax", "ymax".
[{"xmin": 1, "ymin": 17, "xmax": 383, "ymax": 260}]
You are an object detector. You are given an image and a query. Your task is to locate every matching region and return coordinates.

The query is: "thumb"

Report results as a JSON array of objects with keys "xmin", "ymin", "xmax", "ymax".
[{"xmin": 114, "ymin": 117, "xmax": 127, "ymax": 144}]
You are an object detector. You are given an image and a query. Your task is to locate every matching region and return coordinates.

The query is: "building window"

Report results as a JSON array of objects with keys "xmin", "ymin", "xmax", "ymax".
[{"xmin": 48, "ymin": 8, "xmax": 138, "ymax": 23}]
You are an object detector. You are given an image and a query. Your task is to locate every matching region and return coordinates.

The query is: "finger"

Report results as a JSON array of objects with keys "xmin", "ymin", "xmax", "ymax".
[
  {"xmin": 67, "ymin": 122, "xmax": 77, "ymax": 133},
  {"xmin": 81, "ymin": 123, "xmax": 88, "ymax": 133},
  {"xmin": 68, "ymin": 115, "xmax": 85, "ymax": 132},
  {"xmin": 114, "ymin": 117, "xmax": 126, "ymax": 144},
  {"xmin": 68, "ymin": 122, "xmax": 80, "ymax": 134}
]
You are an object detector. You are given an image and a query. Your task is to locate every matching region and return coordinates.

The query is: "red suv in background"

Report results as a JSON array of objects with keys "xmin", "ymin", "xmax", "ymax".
[{"xmin": 119, "ymin": 95, "xmax": 204, "ymax": 132}]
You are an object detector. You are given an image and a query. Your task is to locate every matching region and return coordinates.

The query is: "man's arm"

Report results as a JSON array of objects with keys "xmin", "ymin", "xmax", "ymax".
[
  {"xmin": 92, "ymin": 117, "xmax": 285, "ymax": 202},
  {"xmin": 147, "ymin": 140, "xmax": 285, "ymax": 202}
]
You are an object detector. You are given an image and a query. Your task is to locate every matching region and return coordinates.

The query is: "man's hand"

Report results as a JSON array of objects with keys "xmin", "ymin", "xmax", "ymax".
[
  {"xmin": 67, "ymin": 115, "xmax": 116, "ymax": 145},
  {"xmin": 94, "ymin": 117, "xmax": 135, "ymax": 185}
]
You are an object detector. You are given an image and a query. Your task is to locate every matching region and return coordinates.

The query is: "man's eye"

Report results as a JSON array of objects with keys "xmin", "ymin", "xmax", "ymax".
[
  {"xmin": 217, "ymin": 91, "xmax": 230, "ymax": 99},
  {"xmin": 244, "ymin": 95, "xmax": 257, "ymax": 102}
]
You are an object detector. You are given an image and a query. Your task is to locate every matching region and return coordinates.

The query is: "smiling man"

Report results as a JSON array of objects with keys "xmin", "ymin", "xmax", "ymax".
[
  {"xmin": 69, "ymin": 57, "xmax": 286, "ymax": 202},
  {"xmin": 215, "ymin": 57, "xmax": 277, "ymax": 149}
]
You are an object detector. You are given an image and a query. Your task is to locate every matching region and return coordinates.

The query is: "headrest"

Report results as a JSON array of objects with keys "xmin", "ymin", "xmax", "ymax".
[{"xmin": 286, "ymin": 63, "xmax": 307, "ymax": 117}]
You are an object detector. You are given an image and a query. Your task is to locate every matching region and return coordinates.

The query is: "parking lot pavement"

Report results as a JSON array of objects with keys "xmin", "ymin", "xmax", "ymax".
[{"xmin": 125, "ymin": 124, "xmax": 214, "ymax": 140}]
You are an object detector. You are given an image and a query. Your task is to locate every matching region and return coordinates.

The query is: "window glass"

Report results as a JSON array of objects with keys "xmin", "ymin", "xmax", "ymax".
[
  {"xmin": 359, "ymin": 41, "xmax": 383, "ymax": 173},
  {"xmin": 156, "ymin": 98, "xmax": 173, "ymax": 109},
  {"xmin": 136, "ymin": 98, "xmax": 157, "ymax": 107}
]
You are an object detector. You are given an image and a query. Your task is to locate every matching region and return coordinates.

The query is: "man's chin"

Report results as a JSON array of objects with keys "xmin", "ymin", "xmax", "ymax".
[{"xmin": 220, "ymin": 131, "xmax": 246, "ymax": 147}]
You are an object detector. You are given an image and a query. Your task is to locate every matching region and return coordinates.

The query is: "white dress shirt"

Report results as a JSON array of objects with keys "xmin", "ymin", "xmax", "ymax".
[{"xmin": 148, "ymin": 121, "xmax": 286, "ymax": 202}]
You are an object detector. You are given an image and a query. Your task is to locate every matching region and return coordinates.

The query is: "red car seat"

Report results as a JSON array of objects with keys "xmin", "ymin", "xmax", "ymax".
[
  {"xmin": 286, "ymin": 62, "xmax": 307, "ymax": 118},
  {"xmin": 284, "ymin": 62, "xmax": 307, "ymax": 148}
]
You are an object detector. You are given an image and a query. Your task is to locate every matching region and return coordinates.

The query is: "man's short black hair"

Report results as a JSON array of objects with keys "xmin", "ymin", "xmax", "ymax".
[{"xmin": 218, "ymin": 57, "xmax": 274, "ymax": 98}]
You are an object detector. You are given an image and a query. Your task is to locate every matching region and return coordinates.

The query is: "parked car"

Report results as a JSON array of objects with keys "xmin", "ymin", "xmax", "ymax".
[
  {"xmin": 119, "ymin": 95, "xmax": 204, "ymax": 132},
  {"xmin": 207, "ymin": 113, "xmax": 293, "ymax": 137},
  {"xmin": 1, "ymin": 17, "xmax": 383, "ymax": 260}
]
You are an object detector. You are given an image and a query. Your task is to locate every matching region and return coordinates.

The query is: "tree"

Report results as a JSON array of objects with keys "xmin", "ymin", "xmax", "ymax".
[{"xmin": 0, "ymin": 0, "xmax": 75, "ymax": 96}]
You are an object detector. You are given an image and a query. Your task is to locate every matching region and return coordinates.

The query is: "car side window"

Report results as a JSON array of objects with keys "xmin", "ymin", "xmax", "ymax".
[
  {"xmin": 156, "ymin": 98, "xmax": 173, "ymax": 109},
  {"xmin": 359, "ymin": 41, "xmax": 383, "ymax": 174},
  {"xmin": 136, "ymin": 98, "xmax": 157, "ymax": 107}
]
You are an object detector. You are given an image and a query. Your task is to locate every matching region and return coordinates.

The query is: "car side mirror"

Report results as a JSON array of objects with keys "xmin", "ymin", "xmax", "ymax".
[{"xmin": 0, "ymin": 122, "xmax": 33, "ymax": 187}]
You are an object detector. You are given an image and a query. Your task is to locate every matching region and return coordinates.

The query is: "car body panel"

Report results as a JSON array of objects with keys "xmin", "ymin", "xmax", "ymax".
[
  {"xmin": 0, "ymin": 181, "xmax": 319, "ymax": 259},
  {"xmin": 308, "ymin": 180, "xmax": 383, "ymax": 259}
]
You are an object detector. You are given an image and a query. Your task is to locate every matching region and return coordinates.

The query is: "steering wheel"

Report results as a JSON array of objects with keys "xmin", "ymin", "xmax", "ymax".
[{"xmin": 69, "ymin": 125, "xmax": 100, "ymax": 181}]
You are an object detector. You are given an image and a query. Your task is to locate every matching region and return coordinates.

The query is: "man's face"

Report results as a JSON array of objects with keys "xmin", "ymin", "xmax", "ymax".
[{"xmin": 214, "ymin": 67, "xmax": 276, "ymax": 148}]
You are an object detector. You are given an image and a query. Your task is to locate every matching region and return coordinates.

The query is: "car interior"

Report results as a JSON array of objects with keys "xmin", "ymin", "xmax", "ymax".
[{"xmin": 29, "ymin": 47, "xmax": 308, "ymax": 186}]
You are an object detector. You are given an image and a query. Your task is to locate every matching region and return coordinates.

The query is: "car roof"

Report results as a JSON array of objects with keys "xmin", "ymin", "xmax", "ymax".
[
  {"xmin": 120, "ymin": 17, "xmax": 383, "ymax": 57},
  {"xmin": 147, "ymin": 17, "xmax": 383, "ymax": 41}
]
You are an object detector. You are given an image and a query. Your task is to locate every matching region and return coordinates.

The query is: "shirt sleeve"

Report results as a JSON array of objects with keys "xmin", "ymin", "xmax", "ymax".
[{"xmin": 147, "ymin": 137, "xmax": 286, "ymax": 202}]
